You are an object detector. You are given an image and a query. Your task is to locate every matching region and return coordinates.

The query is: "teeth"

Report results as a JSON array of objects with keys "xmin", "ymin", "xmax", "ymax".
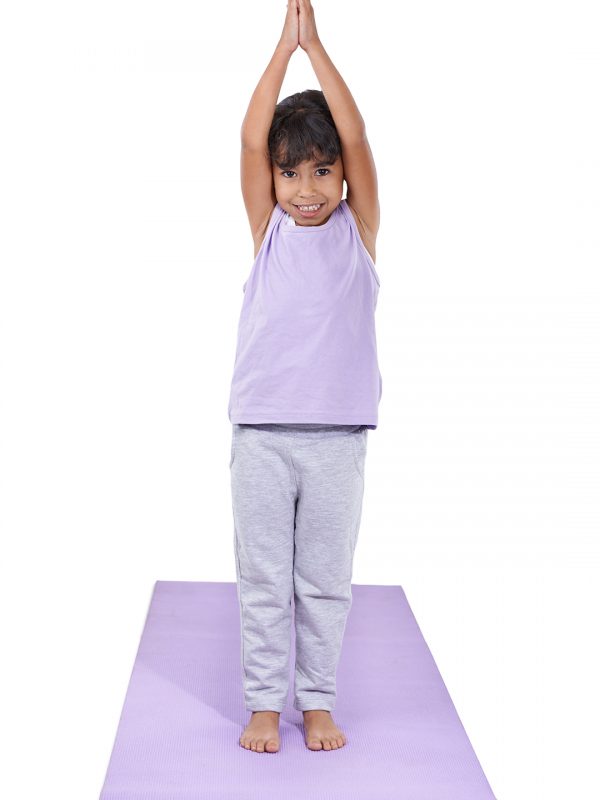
[{"xmin": 298, "ymin": 204, "xmax": 321, "ymax": 211}]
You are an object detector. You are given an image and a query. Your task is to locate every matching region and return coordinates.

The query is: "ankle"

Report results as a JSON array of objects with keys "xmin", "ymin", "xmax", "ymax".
[{"xmin": 251, "ymin": 710, "xmax": 280, "ymax": 716}]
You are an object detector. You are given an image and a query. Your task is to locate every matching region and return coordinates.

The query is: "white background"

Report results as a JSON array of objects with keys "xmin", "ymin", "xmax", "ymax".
[{"xmin": 1, "ymin": 1, "xmax": 599, "ymax": 797}]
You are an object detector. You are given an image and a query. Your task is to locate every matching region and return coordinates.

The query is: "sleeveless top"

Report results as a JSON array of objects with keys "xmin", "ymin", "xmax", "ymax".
[{"xmin": 227, "ymin": 199, "xmax": 382, "ymax": 429}]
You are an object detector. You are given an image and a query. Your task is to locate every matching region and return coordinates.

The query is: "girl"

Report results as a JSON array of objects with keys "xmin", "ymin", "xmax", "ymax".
[{"xmin": 228, "ymin": 0, "xmax": 382, "ymax": 753}]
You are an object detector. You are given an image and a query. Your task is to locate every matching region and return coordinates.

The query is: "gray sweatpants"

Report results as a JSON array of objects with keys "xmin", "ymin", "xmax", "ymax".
[{"xmin": 229, "ymin": 422, "xmax": 368, "ymax": 713}]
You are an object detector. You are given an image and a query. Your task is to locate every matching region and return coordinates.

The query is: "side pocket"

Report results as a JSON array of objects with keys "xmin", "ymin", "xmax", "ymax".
[
  {"xmin": 351, "ymin": 428, "xmax": 367, "ymax": 479},
  {"xmin": 229, "ymin": 425, "xmax": 237, "ymax": 468}
]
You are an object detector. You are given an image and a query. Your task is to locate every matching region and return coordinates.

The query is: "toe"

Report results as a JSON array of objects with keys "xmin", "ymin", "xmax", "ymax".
[
  {"xmin": 256, "ymin": 739, "xmax": 265, "ymax": 752},
  {"xmin": 266, "ymin": 739, "xmax": 279, "ymax": 752},
  {"xmin": 323, "ymin": 739, "xmax": 332, "ymax": 750}
]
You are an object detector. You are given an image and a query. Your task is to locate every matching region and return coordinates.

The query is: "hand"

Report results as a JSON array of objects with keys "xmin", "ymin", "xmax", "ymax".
[
  {"xmin": 279, "ymin": 0, "xmax": 299, "ymax": 56},
  {"xmin": 298, "ymin": 0, "xmax": 320, "ymax": 53}
]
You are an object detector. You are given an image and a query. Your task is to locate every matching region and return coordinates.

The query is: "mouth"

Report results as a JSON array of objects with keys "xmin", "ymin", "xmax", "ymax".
[{"xmin": 293, "ymin": 203, "xmax": 324, "ymax": 218}]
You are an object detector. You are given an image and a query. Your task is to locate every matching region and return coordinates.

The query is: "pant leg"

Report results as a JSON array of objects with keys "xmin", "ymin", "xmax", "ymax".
[
  {"xmin": 230, "ymin": 423, "xmax": 297, "ymax": 712},
  {"xmin": 291, "ymin": 425, "xmax": 368, "ymax": 711}
]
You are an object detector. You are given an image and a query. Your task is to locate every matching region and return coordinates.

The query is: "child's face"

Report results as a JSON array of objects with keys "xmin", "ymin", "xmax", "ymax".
[{"xmin": 272, "ymin": 155, "xmax": 344, "ymax": 226}]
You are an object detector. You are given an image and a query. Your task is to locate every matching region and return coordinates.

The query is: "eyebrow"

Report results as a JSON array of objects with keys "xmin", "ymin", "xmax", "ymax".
[{"xmin": 280, "ymin": 161, "xmax": 333, "ymax": 168}]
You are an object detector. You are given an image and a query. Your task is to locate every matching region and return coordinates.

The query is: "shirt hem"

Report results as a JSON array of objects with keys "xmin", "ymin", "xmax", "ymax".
[{"xmin": 230, "ymin": 410, "xmax": 378, "ymax": 426}]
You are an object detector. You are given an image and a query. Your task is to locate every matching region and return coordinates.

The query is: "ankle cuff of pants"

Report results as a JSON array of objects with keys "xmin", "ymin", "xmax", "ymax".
[{"xmin": 294, "ymin": 698, "xmax": 335, "ymax": 712}]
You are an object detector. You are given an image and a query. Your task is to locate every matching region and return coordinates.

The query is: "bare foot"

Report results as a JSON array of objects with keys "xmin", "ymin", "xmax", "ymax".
[
  {"xmin": 302, "ymin": 709, "xmax": 347, "ymax": 751},
  {"xmin": 239, "ymin": 710, "xmax": 280, "ymax": 753}
]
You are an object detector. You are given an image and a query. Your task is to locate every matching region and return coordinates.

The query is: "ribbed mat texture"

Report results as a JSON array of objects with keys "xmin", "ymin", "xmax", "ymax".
[{"xmin": 99, "ymin": 581, "xmax": 496, "ymax": 799}]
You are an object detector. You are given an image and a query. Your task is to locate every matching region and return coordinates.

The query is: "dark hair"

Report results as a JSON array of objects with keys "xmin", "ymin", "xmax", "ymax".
[{"xmin": 268, "ymin": 90, "xmax": 341, "ymax": 171}]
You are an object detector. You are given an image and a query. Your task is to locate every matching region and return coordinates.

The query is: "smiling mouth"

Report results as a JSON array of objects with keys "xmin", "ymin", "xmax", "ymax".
[{"xmin": 294, "ymin": 203, "xmax": 324, "ymax": 212}]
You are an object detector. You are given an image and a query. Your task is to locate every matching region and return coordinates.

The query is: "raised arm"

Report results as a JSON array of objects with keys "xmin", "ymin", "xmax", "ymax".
[
  {"xmin": 240, "ymin": 1, "xmax": 298, "ymax": 248},
  {"xmin": 298, "ymin": 0, "xmax": 380, "ymax": 239}
]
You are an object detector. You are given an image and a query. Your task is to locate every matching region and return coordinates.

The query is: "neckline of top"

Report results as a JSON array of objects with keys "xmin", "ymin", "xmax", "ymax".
[{"xmin": 278, "ymin": 200, "xmax": 344, "ymax": 232}]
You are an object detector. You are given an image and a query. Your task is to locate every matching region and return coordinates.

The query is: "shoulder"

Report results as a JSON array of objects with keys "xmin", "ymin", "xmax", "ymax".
[{"xmin": 344, "ymin": 200, "xmax": 377, "ymax": 265}]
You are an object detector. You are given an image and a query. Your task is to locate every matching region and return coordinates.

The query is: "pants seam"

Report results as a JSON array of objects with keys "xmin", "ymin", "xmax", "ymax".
[{"xmin": 233, "ymin": 525, "xmax": 249, "ymax": 694}]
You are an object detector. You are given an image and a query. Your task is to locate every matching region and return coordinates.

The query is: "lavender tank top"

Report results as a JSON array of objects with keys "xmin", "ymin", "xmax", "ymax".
[{"xmin": 228, "ymin": 199, "xmax": 382, "ymax": 429}]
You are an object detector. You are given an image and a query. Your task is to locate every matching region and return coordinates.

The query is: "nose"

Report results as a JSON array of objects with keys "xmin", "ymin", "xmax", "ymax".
[{"xmin": 298, "ymin": 182, "xmax": 317, "ymax": 198}]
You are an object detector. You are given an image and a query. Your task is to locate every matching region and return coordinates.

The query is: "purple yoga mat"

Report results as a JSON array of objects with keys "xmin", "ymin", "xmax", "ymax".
[{"xmin": 99, "ymin": 581, "xmax": 496, "ymax": 799}]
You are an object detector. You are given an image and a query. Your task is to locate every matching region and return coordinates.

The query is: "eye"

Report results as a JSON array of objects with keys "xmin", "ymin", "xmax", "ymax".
[{"xmin": 280, "ymin": 168, "xmax": 331, "ymax": 178}]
